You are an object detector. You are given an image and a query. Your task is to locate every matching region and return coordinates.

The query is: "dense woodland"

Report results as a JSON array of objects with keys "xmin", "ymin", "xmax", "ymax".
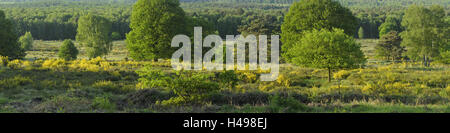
[
  {"xmin": 0, "ymin": 0, "xmax": 449, "ymax": 113},
  {"xmin": 0, "ymin": 0, "xmax": 448, "ymax": 40}
]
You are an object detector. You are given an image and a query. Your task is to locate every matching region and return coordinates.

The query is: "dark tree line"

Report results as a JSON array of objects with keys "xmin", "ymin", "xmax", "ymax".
[{"xmin": 0, "ymin": 0, "xmax": 448, "ymax": 41}]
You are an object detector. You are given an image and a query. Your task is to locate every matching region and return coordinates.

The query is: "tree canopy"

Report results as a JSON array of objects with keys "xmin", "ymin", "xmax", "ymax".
[
  {"xmin": 375, "ymin": 31, "xmax": 405, "ymax": 61},
  {"xmin": 285, "ymin": 28, "xmax": 366, "ymax": 82},
  {"xmin": 378, "ymin": 15, "xmax": 402, "ymax": 37},
  {"xmin": 126, "ymin": 0, "xmax": 188, "ymax": 61},
  {"xmin": 19, "ymin": 32, "xmax": 33, "ymax": 51},
  {"xmin": 400, "ymin": 5, "xmax": 448, "ymax": 66},
  {"xmin": 0, "ymin": 10, "xmax": 25, "ymax": 59},
  {"xmin": 76, "ymin": 14, "xmax": 112, "ymax": 58},
  {"xmin": 281, "ymin": 0, "xmax": 358, "ymax": 62}
]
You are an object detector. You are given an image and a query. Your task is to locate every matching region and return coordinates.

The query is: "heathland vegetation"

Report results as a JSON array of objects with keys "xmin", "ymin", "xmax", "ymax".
[{"xmin": 0, "ymin": 0, "xmax": 448, "ymax": 112}]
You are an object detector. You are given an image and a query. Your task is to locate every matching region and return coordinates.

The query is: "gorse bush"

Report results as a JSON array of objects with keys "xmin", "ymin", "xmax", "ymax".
[
  {"xmin": 7, "ymin": 59, "xmax": 21, "ymax": 69},
  {"xmin": 42, "ymin": 59, "xmax": 67, "ymax": 71},
  {"xmin": 0, "ymin": 76, "xmax": 32, "ymax": 91},
  {"xmin": 68, "ymin": 57, "xmax": 111, "ymax": 72},
  {"xmin": 0, "ymin": 56, "xmax": 8, "ymax": 66}
]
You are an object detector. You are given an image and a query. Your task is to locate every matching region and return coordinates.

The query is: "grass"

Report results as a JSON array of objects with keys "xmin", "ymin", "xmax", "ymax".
[
  {"xmin": 26, "ymin": 40, "xmax": 128, "ymax": 61},
  {"xmin": 0, "ymin": 39, "xmax": 448, "ymax": 113}
]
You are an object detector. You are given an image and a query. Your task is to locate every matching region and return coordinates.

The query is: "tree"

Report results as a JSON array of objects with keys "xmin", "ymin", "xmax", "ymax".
[
  {"xmin": 437, "ymin": 16, "xmax": 450, "ymax": 64},
  {"xmin": 19, "ymin": 32, "xmax": 34, "ymax": 51},
  {"xmin": 379, "ymin": 15, "xmax": 402, "ymax": 37},
  {"xmin": 188, "ymin": 15, "xmax": 216, "ymax": 36},
  {"xmin": 281, "ymin": 0, "xmax": 358, "ymax": 62},
  {"xmin": 400, "ymin": 5, "xmax": 447, "ymax": 67},
  {"xmin": 358, "ymin": 27, "xmax": 364, "ymax": 39},
  {"xmin": 58, "ymin": 39, "xmax": 78, "ymax": 60},
  {"xmin": 375, "ymin": 31, "xmax": 405, "ymax": 61},
  {"xmin": 76, "ymin": 14, "xmax": 112, "ymax": 58},
  {"xmin": 126, "ymin": 0, "xmax": 188, "ymax": 61},
  {"xmin": 285, "ymin": 28, "xmax": 366, "ymax": 82},
  {"xmin": 0, "ymin": 10, "xmax": 25, "ymax": 59},
  {"xmin": 238, "ymin": 14, "xmax": 281, "ymax": 36}
]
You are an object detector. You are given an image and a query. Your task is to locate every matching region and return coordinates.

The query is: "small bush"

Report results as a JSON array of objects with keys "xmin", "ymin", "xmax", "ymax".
[
  {"xmin": 0, "ymin": 56, "xmax": 8, "ymax": 66},
  {"xmin": 91, "ymin": 96, "xmax": 116, "ymax": 111},
  {"xmin": 18, "ymin": 32, "xmax": 33, "ymax": 51},
  {"xmin": 7, "ymin": 59, "xmax": 21, "ymax": 69},
  {"xmin": 207, "ymin": 91, "xmax": 270, "ymax": 105},
  {"xmin": 58, "ymin": 39, "xmax": 78, "ymax": 60},
  {"xmin": 111, "ymin": 32, "xmax": 121, "ymax": 40},
  {"xmin": 42, "ymin": 59, "xmax": 67, "ymax": 71},
  {"xmin": 217, "ymin": 70, "xmax": 239, "ymax": 90},
  {"xmin": 137, "ymin": 67, "xmax": 220, "ymax": 106},
  {"xmin": 0, "ymin": 76, "xmax": 32, "ymax": 91},
  {"xmin": 267, "ymin": 95, "xmax": 309, "ymax": 113},
  {"xmin": 125, "ymin": 89, "xmax": 171, "ymax": 108},
  {"xmin": 92, "ymin": 80, "xmax": 122, "ymax": 93},
  {"xmin": 32, "ymin": 95, "xmax": 90, "ymax": 113}
]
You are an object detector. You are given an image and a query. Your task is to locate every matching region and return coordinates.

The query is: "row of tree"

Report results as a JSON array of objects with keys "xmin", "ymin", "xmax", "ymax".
[
  {"xmin": 0, "ymin": 0, "xmax": 448, "ymax": 69},
  {"xmin": 2, "ymin": 0, "xmax": 447, "ymax": 41}
]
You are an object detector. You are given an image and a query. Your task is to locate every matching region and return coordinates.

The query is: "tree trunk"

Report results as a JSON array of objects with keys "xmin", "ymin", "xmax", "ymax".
[
  {"xmin": 423, "ymin": 55, "xmax": 427, "ymax": 67},
  {"xmin": 328, "ymin": 67, "xmax": 331, "ymax": 82}
]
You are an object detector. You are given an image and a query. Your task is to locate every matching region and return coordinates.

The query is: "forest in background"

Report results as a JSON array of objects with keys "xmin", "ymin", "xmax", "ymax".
[{"xmin": 0, "ymin": 0, "xmax": 448, "ymax": 40}]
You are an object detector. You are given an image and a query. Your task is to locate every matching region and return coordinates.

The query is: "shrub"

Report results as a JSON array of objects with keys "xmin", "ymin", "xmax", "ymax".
[
  {"xmin": 0, "ymin": 56, "xmax": 8, "ymax": 66},
  {"xmin": 32, "ymin": 95, "xmax": 90, "ymax": 113},
  {"xmin": 267, "ymin": 95, "xmax": 308, "ymax": 113},
  {"xmin": 333, "ymin": 70, "xmax": 352, "ymax": 80},
  {"xmin": 68, "ymin": 57, "xmax": 110, "ymax": 72},
  {"xmin": 229, "ymin": 91, "xmax": 270, "ymax": 105},
  {"xmin": 217, "ymin": 70, "xmax": 239, "ymax": 90},
  {"xmin": 237, "ymin": 71, "xmax": 258, "ymax": 83},
  {"xmin": 18, "ymin": 32, "xmax": 33, "ymax": 51},
  {"xmin": 7, "ymin": 59, "xmax": 21, "ymax": 69},
  {"xmin": 91, "ymin": 96, "xmax": 116, "ymax": 111},
  {"xmin": 165, "ymin": 72, "xmax": 220, "ymax": 106},
  {"xmin": 41, "ymin": 59, "xmax": 67, "ymax": 71},
  {"xmin": 58, "ymin": 39, "xmax": 78, "ymax": 60},
  {"xmin": 137, "ymin": 67, "xmax": 220, "ymax": 106},
  {"xmin": 0, "ymin": 76, "xmax": 32, "ymax": 91},
  {"xmin": 125, "ymin": 89, "xmax": 171, "ymax": 108},
  {"xmin": 135, "ymin": 66, "xmax": 171, "ymax": 89},
  {"xmin": 92, "ymin": 80, "xmax": 121, "ymax": 93},
  {"xmin": 111, "ymin": 32, "xmax": 121, "ymax": 40}
]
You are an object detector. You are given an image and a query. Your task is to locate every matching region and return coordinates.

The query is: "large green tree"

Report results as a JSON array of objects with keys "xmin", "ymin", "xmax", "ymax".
[
  {"xmin": 281, "ymin": 0, "xmax": 358, "ymax": 62},
  {"xmin": 126, "ymin": 0, "xmax": 188, "ymax": 61},
  {"xmin": 400, "ymin": 5, "xmax": 447, "ymax": 66},
  {"xmin": 375, "ymin": 31, "xmax": 405, "ymax": 61},
  {"xmin": 285, "ymin": 28, "xmax": 366, "ymax": 82},
  {"xmin": 0, "ymin": 10, "xmax": 25, "ymax": 59},
  {"xmin": 76, "ymin": 14, "xmax": 112, "ymax": 58}
]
